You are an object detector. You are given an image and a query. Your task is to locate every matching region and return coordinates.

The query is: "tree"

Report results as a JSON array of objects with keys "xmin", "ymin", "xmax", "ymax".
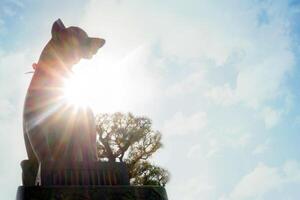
[
  {"xmin": 130, "ymin": 161, "xmax": 169, "ymax": 186},
  {"xmin": 95, "ymin": 112, "xmax": 170, "ymax": 186}
]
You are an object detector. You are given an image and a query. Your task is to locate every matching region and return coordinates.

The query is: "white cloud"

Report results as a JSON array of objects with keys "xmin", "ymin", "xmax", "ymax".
[
  {"xmin": 236, "ymin": 50, "xmax": 294, "ymax": 109},
  {"xmin": 230, "ymin": 163, "xmax": 282, "ymax": 199},
  {"xmin": 162, "ymin": 112, "xmax": 207, "ymax": 136},
  {"xmin": 261, "ymin": 107, "xmax": 282, "ymax": 129},
  {"xmin": 187, "ymin": 138, "xmax": 222, "ymax": 159},
  {"xmin": 0, "ymin": 49, "xmax": 36, "ymax": 199},
  {"xmin": 223, "ymin": 161, "xmax": 300, "ymax": 200},
  {"xmin": 252, "ymin": 139, "xmax": 270, "ymax": 155},
  {"xmin": 187, "ymin": 144, "xmax": 202, "ymax": 159},
  {"xmin": 207, "ymin": 131, "xmax": 252, "ymax": 158},
  {"xmin": 0, "ymin": 99, "xmax": 15, "ymax": 119},
  {"xmin": 205, "ymin": 46, "xmax": 293, "ymax": 111},
  {"xmin": 230, "ymin": 133, "xmax": 252, "ymax": 149},
  {"xmin": 166, "ymin": 71, "xmax": 207, "ymax": 97},
  {"xmin": 81, "ymin": 0, "xmax": 295, "ymax": 117},
  {"xmin": 283, "ymin": 160, "xmax": 300, "ymax": 182},
  {"xmin": 186, "ymin": 125, "xmax": 254, "ymax": 161},
  {"xmin": 0, "ymin": 51, "xmax": 32, "ymax": 99},
  {"xmin": 0, "ymin": 0, "xmax": 298, "ymax": 199},
  {"xmin": 168, "ymin": 176, "xmax": 215, "ymax": 200},
  {"xmin": 205, "ymin": 138, "xmax": 221, "ymax": 158},
  {"xmin": 205, "ymin": 83, "xmax": 237, "ymax": 106}
]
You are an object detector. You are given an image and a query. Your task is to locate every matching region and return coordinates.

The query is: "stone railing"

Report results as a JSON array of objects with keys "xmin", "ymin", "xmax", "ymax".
[
  {"xmin": 21, "ymin": 160, "xmax": 129, "ymax": 186},
  {"xmin": 18, "ymin": 160, "xmax": 168, "ymax": 200}
]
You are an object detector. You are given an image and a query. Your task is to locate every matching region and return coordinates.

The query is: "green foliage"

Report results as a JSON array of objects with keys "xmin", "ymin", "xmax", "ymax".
[
  {"xmin": 130, "ymin": 161, "xmax": 170, "ymax": 187},
  {"xmin": 95, "ymin": 112, "xmax": 169, "ymax": 186}
]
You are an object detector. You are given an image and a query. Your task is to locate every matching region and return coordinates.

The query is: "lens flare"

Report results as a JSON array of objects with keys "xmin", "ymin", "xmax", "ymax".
[{"xmin": 63, "ymin": 73, "xmax": 91, "ymax": 107}]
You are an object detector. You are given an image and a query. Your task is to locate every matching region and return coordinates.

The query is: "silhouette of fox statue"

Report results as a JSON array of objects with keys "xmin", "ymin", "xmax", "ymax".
[{"xmin": 17, "ymin": 19, "xmax": 168, "ymax": 200}]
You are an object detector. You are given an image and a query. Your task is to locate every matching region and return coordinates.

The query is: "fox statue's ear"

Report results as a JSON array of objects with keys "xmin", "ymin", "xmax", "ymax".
[{"xmin": 51, "ymin": 19, "xmax": 66, "ymax": 40}]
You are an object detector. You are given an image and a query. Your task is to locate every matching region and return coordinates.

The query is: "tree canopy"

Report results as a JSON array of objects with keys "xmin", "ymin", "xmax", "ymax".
[{"xmin": 95, "ymin": 112, "xmax": 169, "ymax": 186}]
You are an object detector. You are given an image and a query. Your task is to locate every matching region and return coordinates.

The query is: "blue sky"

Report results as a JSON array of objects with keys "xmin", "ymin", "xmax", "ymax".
[{"xmin": 1, "ymin": 0, "xmax": 300, "ymax": 199}]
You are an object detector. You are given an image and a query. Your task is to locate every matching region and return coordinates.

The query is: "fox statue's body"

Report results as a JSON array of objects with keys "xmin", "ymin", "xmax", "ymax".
[{"xmin": 23, "ymin": 19, "xmax": 105, "ymax": 164}]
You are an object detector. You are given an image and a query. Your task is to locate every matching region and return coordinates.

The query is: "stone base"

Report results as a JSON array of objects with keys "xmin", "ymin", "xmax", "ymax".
[
  {"xmin": 21, "ymin": 160, "xmax": 130, "ymax": 186},
  {"xmin": 16, "ymin": 185, "xmax": 168, "ymax": 200}
]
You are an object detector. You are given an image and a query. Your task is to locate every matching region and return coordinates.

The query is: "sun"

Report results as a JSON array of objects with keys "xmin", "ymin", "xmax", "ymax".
[
  {"xmin": 62, "ymin": 45, "xmax": 152, "ymax": 113},
  {"xmin": 63, "ymin": 73, "xmax": 90, "ymax": 107},
  {"xmin": 62, "ymin": 57, "xmax": 129, "ymax": 112}
]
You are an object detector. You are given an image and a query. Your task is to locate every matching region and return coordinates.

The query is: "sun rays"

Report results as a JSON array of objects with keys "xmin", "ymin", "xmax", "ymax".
[
  {"xmin": 63, "ymin": 72, "xmax": 91, "ymax": 108},
  {"xmin": 62, "ymin": 56, "xmax": 130, "ymax": 113}
]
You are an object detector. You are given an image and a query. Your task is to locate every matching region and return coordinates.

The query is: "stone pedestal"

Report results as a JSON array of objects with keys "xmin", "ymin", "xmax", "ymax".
[
  {"xmin": 17, "ymin": 160, "xmax": 168, "ymax": 200},
  {"xmin": 20, "ymin": 160, "xmax": 130, "ymax": 186},
  {"xmin": 17, "ymin": 186, "xmax": 168, "ymax": 200}
]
